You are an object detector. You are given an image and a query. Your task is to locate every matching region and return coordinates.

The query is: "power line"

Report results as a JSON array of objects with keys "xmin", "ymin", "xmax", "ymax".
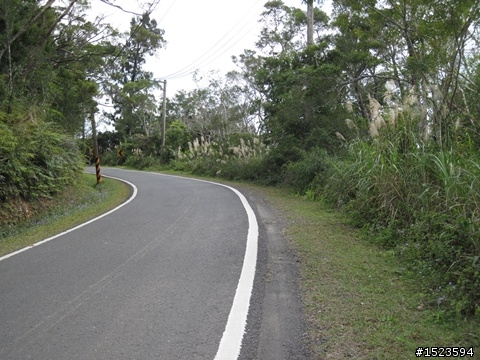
[
  {"xmin": 161, "ymin": 0, "xmax": 261, "ymax": 78},
  {"xmin": 157, "ymin": 0, "xmax": 177, "ymax": 24},
  {"xmin": 163, "ymin": 23, "xmax": 259, "ymax": 80},
  {"xmin": 159, "ymin": 0, "xmax": 263, "ymax": 80}
]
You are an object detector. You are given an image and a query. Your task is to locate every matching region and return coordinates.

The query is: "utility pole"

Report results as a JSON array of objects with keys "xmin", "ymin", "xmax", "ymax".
[{"xmin": 161, "ymin": 79, "xmax": 167, "ymax": 156}]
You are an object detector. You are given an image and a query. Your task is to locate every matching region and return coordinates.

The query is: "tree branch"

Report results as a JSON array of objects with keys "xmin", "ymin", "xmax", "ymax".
[
  {"xmin": 0, "ymin": 0, "xmax": 57, "ymax": 63},
  {"xmin": 45, "ymin": 0, "xmax": 79, "ymax": 38}
]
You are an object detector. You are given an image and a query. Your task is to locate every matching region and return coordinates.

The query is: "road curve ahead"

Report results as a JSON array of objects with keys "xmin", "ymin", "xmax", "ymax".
[{"xmin": 0, "ymin": 168, "xmax": 257, "ymax": 359}]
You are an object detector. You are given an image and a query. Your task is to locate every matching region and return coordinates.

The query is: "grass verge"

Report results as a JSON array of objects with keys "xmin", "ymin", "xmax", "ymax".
[
  {"xmin": 0, "ymin": 173, "xmax": 131, "ymax": 257},
  {"xmin": 254, "ymin": 186, "xmax": 479, "ymax": 359}
]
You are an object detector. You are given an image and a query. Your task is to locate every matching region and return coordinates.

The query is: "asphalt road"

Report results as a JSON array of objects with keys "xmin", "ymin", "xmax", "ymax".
[{"xmin": 0, "ymin": 168, "xmax": 308, "ymax": 359}]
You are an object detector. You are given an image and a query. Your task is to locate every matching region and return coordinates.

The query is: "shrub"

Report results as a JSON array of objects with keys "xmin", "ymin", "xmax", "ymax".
[
  {"xmin": 283, "ymin": 147, "xmax": 329, "ymax": 195},
  {"xmin": 124, "ymin": 154, "xmax": 161, "ymax": 170},
  {"xmin": 171, "ymin": 135, "xmax": 270, "ymax": 181},
  {"xmin": 0, "ymin": 110, "xmax": 83, "ymax": 203},
  {"xmin": 322, "ymin": 88, "xmax": 480, "ymax": 318}
]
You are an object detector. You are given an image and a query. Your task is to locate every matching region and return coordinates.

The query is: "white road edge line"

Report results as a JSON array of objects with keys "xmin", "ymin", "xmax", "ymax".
[
  {"xmin": 213, "ymin": 185, "xmax": 258, "ymax": 360},
  {"xmin": 0, "ymin": 175, "xmax": 138, "ymax": 262},
  {"xmin": 2, "ymin": 167, "xmax": 258, "ymax": 359},
  {"xmin": 144, "ymin": 171, "xmax": 258, "ymax": 360}
]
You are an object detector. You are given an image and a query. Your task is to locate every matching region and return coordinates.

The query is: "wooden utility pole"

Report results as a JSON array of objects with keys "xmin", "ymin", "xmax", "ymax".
[{"xmin": 161, "ymin": 79, "xmax": 167, "ymax": 155}]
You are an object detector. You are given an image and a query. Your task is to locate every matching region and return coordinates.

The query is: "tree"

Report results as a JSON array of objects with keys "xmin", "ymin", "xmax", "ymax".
[
  {"xmin": 120, "ymin": 79, "xmax": 160, "ymax": 137},
  {"xmin": 104, "ymin": 12, "xmax": 165, "ymax": 139},
  {"xmin": 164, "ymin": 120, "xmax": 192, "ymax": 157},
  {"xmin": 0, "ymin": 0, "xmax": 57, "ymax": 109},
  {"xmin": 0, "ymin": 0, "xmax": 121, "ymax": 135},
  {"xmin": 302, "ymin": 0, "xmax": 323, "ymax": 45},
  {"xmin": 256, "ymin": 1, "xmax": 301, "ymax": 55},
  {"xmin": 239, "ymin": 1, "xmax": 336, "ymax": 149},
  {"xmin": 330, "ymin": 0, "xmax": 480, "ymax": 146},
  {"xmin": 122, "ymin": 13, "xmax": 165, "ymax": 83}
]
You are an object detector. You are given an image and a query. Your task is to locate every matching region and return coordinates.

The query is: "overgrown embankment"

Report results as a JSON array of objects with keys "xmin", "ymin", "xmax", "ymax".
[
  {"xmin": 0, "ymin": 173, "xmax": 130, "ymax": 257},
  {"xmin": 0, "ymin": 108, "xmax": 132, "ymax": 256},
  {"xmin": 257, "ymin": 185, "xmax": 479, "ymax": 359},
  {"xmin": 0, "ymin": 109, "xmax": 84, "ymax": 226}
]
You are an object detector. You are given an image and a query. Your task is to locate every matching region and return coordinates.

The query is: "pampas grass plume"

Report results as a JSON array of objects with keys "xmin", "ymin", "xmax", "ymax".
[
  {"xmin": 369, "ymin": 122, "xmax": 379, "ymax": 137},
  {"xmin": 336, "ymin": 132, "xmax": 346, "ymax": 141},
  {"xmin": 345, "ymin": 118, "xmax": 355, "ymax": 129}
]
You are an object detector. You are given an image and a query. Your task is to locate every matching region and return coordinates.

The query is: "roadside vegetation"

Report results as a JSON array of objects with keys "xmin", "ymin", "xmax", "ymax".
[
  {"xmin": 0, "ymin": 1, "xmax": 162, "ymax": 254},
  {"xmin": 1, "ymin": 0, "xmax": 479, "ymax": 357},
  {"xmin": 255, "ymin": 185, "xmax": 479, "ymax": 359},
  {"xmin": 0, "ymin": 173, "xmax": 130, "ymax": 257},
  {"xmin": 96, "ymin": 0, "xmax": 480, "ymax": 323}
]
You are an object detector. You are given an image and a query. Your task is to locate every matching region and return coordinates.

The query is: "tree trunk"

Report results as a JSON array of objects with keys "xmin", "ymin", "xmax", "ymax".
[{"xmin": 307, "ymin": 0, "xmax": 314, "ymax": 45}]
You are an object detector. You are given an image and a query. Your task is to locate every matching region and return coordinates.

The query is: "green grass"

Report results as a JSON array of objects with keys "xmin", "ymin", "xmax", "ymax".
[
  {"xmin": 254, "ymin": 186, "xmax": 479, "ymax": 359},
  {"xmin": 0, "ymin": 173, "xmax": 131, "ymax": 257}
]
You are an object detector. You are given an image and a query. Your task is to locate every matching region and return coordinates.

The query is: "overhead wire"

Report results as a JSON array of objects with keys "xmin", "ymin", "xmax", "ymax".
[
  {"xmin": 163, "ymin": 23, "xmax": 260, "ymax": 80},
  {"xmin": 159, "ymin": 0, "xmax": 263, "ymax": 80},
  {"xmin": 160, "ymin": 0, "xmax": 262, "ymax": 79},
  {"xmin": 157, "ymin": 0, "xmax": 177, "ymax": 24}
]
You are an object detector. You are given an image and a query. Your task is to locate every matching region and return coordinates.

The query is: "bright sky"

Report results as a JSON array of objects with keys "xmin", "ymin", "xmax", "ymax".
[{"xmin": 91, "ymin": 0, "xmax": 332, "ymax": 96}]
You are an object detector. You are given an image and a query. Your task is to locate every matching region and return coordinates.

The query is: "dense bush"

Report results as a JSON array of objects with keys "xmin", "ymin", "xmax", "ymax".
[
  {"xmin": 123, "ymin": 154, "xmax": 162, "ymax": 169},
  {"xmin": 283, "ymin": 147, "xmax": 329, "ymax": 196},
  {"xmin": 0, "ymin": 111, "xmax": 83, "ymax": 203},
  {"xmin": 322, "ymin": 97, "xmax": 480, "ymax": 318}
]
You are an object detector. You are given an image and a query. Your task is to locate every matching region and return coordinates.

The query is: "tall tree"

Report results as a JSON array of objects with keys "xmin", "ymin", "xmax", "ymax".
[
  {"xmin": 331, "ymin": 0, "xmax": 480, "ymax": 146},
  {"xmin": 302, "ymin": 0, "xmax": 323, "ymax": 45},
  {"xmin": 0, "ymin": 0, "xmax": 120, "ymax": 135},
  {"xmin": 104, "ymin": 12, "xmax": 165, "ymax": 138}
]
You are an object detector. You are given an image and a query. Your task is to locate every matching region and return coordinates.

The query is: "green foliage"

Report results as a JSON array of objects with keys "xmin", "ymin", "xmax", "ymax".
[
  {"xmin": 164, "ymin": 120, "xmax": 192, "ymax": 159},
  {"xmin": 124, "ymin": 154, "xmax": 161, "ymax": 170},
  {"xmin": 0, "ymin": 111, "xmax": 83, "ymax": 204},
  {"xmin": 98, "ymin": 149, "xmax": 125, "ymax": 167},
  {"xmin": 104, "ymin": 12, "xmax": 165, "ymax": 138},
  {"xmin": 0, "ymin": 0, "xmax": 112, "ymax": 136},
  {"xmin": 283, "ymin": 147, "xmax": 329, "ymax": 195},
  {"xmin": 321, "ymin": 93, "xmax": 480, "ymax": 318}
]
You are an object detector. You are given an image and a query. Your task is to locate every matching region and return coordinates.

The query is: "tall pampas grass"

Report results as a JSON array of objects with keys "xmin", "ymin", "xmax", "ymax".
[{"xmin": 328, "ymin": 79, "xmax": 480, "ymax": 317}]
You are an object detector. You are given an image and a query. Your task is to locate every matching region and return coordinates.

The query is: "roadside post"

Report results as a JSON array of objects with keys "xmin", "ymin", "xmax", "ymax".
[{"xmin": 90, "ymin": 112, "xmax": 102, "ymax": 184}]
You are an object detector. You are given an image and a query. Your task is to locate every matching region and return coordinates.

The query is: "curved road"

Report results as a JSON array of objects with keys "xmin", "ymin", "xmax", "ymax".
[{"xmin": 0, "ymin": 168, "xmax": 308, "ymax": 359}]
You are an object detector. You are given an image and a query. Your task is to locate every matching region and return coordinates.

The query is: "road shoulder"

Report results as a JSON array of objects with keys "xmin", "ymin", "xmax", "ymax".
[{"xmin": 237, "ymin": 186, "xmax": 311, "ymax": 359}]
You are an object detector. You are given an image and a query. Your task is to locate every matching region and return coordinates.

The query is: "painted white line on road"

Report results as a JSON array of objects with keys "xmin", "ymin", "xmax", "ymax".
[
  {"xmin": 213, "ymin": 185, "xmax": 258, "ymax": 360},
  {"xmin": 144, "ymin": 171, "xmax": 258, "ymax": 360},
  {"xmin": 4, "ymin": 166, "xmax": 258, "ymax": 357},
  {"xmin": 0, "ymin": 175, "xmax": 138, "ymax": 262}
]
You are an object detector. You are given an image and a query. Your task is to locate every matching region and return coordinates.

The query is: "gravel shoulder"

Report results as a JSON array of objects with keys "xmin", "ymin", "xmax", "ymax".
[{"xmin": 237, "ymin": 185, "xmax": 311, "ymax": 359}]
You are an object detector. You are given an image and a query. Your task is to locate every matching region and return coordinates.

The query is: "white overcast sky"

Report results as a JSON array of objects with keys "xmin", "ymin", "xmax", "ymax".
[{"xmin": 90, "ymin": 0, "xmax": 332, "ymax": 96}]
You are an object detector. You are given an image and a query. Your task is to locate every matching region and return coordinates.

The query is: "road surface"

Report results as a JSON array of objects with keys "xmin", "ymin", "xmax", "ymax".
[{"xmin": 0, "ymin": 168, "xmax": 308, "ymax": 359}]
